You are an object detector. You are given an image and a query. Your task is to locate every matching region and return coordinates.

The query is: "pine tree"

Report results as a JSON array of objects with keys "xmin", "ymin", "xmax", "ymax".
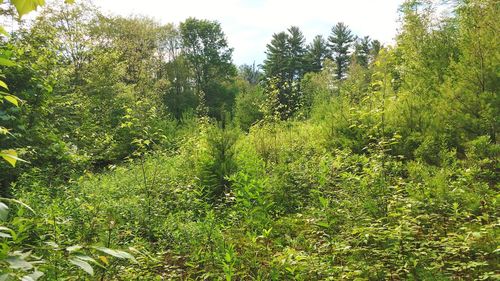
[
  {"xmin": 354, "ymin": 36, "xmax": 371, "ymax": 68},
  {"xmin": 287, "ymin": 26, "xmax": 307, "ymax": 80},
  {"xmin": 370, "ymin": 39, "xmax": 382, "ymax": 63},
  {"xmin": 440, "ymin": 0, "xmax": 499, "ymax": 142},
  {"xmin": 328, "ymin": 22, "xmax": 355, "ymax": 80},
  {"xmin": 263, "ymin": 27, "xmax": 308, "ymax": 119},
  {"xmin": 263, "ymin": 31, "xmax": 290, "ymax": 85},
  {"xmin": 306, "ymin": 35, "xmax": 329, "ymax": 73}
]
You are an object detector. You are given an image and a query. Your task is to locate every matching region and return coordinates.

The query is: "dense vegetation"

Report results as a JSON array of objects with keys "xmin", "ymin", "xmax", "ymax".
[{"xmin": 0, "ymin": 0, "xmax": 498, "ymax": 280}]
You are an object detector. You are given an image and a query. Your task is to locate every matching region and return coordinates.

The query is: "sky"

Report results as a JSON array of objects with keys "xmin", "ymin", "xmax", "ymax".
[{"xmin": 97, "ymin": 0, "xmax": 405, "ymax": 66}]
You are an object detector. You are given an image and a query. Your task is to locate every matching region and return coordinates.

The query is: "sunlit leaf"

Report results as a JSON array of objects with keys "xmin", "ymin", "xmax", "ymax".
[
  {"xmin": 4, "ymin": 95, "xmax": 20, "ymax": 107},
  {"xmin": 0, "ymin": 150, "xmax": 29, "ymax": 167},
  {"xmin": 1, "ymin": 149, "xmax": 20, "ymax": 167},
  {"xmin": 6, "ymin": 255, "xmax": 33, "ymax": 270},
  {"xmin": 11, "ymin": 0, "xmax": 45, "ymax": 18},
  {"xmin": 0, "ymin": 80, "xmax": 8, "ymax": 90},
  {"xmin": 93, "ymin": 246, "xmax": 137, "ymax": 263},
  {"xmin": 0, "ymin": 126, "xmax": 9, "ymax": 135},
  {"xmin": 69, "ymin": 258, "xmax": 94, "ymax": 276},
  {"xmin": 21, "ymin": 271, "xmax": 44, "ymax": 281},
  {"xmin": 0, "ymin": 57, "xmax": 14, "ymax": 67},
  {"xmin": 98, "ymin": 255, "xmax": 109, "ymax": 265},
  {"xmin": 45, "ymin": 241, "xmax": 59, "ymax": 248},
  {"xmin": 0, "ymin": 202, "xmax": 8, "ymax": 220},
  {"xmin": 0, "ymin": 26, "xmax": 8, "ymax": 37},
  {"xmin": 1, "ymin": 198, "xmax": 35, "ymax": 214},
  {"xmin": 66, "ymin": 245, "xmax": 82, "ymax": 252},
  {"xmin": 73, "ymin": 255, "xmax": 97, "ymax": 263}
]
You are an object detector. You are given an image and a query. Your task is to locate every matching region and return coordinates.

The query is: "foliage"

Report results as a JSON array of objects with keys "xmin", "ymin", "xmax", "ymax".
[
  {"xmin": 198, "ymin": 124, "xmax": 239, "ymax": 205},
  {"xmin": 262, "ymin": 26, "xmax": 308, "ymax": 119},
  {"xmin": 0, "ymin": 0, "xmax": 498, "ymax": 279},
  {"xmin": 233, "ymin": 80, "xmax": 265, "ymax": 131},
  {"xmin": 328, "ymin": 22, "xmax": 355, "ymax": 80},
  {"xmin": 180, "ymin": 17, "xmax": 237, "ymax": 119}
]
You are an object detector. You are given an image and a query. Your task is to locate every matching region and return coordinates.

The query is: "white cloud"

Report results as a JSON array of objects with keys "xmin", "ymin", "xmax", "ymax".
[{"xmin": 96, "ymin": 0, "xmax": 404, "ymax": 65}]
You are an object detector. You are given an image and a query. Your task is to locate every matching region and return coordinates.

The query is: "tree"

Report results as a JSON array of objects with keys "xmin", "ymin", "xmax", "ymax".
[
  {"xmin": 263, "ymin": 32, "xmax": 291, "ymax": 119},
  {"xmin": 370, "ymin": 39, "xmax": 382, "ymax": 62},
  {"xmin": 440, "ymin": 0, "xmax": 499, "ymax": 143},
  {"xmin": 94, "ymin": 15, "xmax": 162, "ymax": 90},
  {"xmin": 287, "ymin": 26, "xmax": 307, "ymax": 81},
  {"xmin": 179, "ymin": 18, "xmax": 236, "ymax": 118},
  {"xmin": 0, "ymin": 0, "xmax": 75, "ymax": 169},
  {"xmin": 0, "ymin": 0, "xmax": 74, "ymax": 171},
  {"xmin": 234, "ymin": 81, "xmax": 265, "ymax": 131},
  {"xmin": 262, "ymin": 26, "xmax": 308, "ymax": 119},
  {"xmin": 394, "ymin": 0, "xmax": 459, "ymax": 140},
  {"xmin": 263, "ymin": 31, "xmax": 290, "ymax": 84},
  {"xmin": 306, "ymin": 35, "xmax": 329, "ymax": 73},
  {"xmin": 157, "ymin": 24, "xmax": 196, "ymax": 119},
  {"xmin": 35, "ymin": 2, "xmax": 98, "ymax": 87},
  {"xmin": 238, "ymin": 62, "xmax": 262, "ymax": 85},
  {"xmin": 328, "ymin": 22, "xmax": 355, "ymax": 80},
  {"xmin": 353, "ymin": 36, "xmax": 371, "ymax": 68}
]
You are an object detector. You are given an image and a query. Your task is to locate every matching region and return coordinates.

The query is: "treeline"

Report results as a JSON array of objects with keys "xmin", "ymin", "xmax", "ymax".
[
  {"xmin": 260, "ymin": 23, "xmax": 380, "ymax": 119},
  {"xmin": 0, "ymin": 1, "xmax": 241, "ymax": 191},
  {"xmin": 0, "ymin": 0, "xmax": 385, "ymax": 191},
  {"xmin": 259, "ymin": 0, "xmax": 498, "ymax": 159},
  {"xmin": 0, "ymin": 0, "xmax": 498, "ymax": 279}
]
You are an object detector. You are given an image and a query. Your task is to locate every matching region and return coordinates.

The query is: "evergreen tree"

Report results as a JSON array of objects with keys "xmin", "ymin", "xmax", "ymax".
[
  {"xmin": 287, "ymin": 26, "xmax": 307, "ymax": 81},
  {"xmin": 306, "ymin": 35, "xmax": 329, "ymax": 72},
  {"xmin": 354, "ymin": 36, "xmax": 371, "ymax": 68},
  {"xmin": 440, "ymin": 0, "xmax": 499, "ymax": 143},
  {"xmin": 328, "ymin": 22, "xmax": 355, "ymax": 80},
  {"xmin": 370, "ymin": 39, "xmax": 382, "ymax": 62},
  {"xmin": 263, "ymin": 31, "xmax": 290, "ymax": 86},
  {"xmin": 263, "ymin": 26, "xmax": 308, "ymax": 119}
]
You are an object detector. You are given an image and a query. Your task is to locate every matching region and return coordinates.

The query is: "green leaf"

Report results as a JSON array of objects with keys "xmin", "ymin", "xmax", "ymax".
[
  {"xmin": 1, "ymin": 150, "xmax": 19, "ymax": 167},
  {"xmin": 64, "ymin": 0, "xmax": 74, "ymax": 3},
  {"xmin": 21, "ymin": 271, "xmax": 44, "ymax": 281},
  {"xmin": 0, "ymin": 80, "xmax": 8, "ymax": 90},
  {"xmin": 93, "ymin": 246, "xmax": 137, "ymax": 263},
  {"xmin": 0, "ymin": 198, "xmax": 35, "ymax": 214},
  {"xmin": 0, "ymin": 126, "xmax": 9, "ymax": 135},
  {"xmin": 69, "ymin": 258, "xmax": 94, "ymax": 276},
  {"xmin": 315, "ymin": 221, "xmax": 330, "ymax": 228},
  {"xmin": 6, "ymin": 256, "xmax": 33, "ymax": 270},
  {"xmin": 73, "ymin": 255, "xmax": 97, "ymax": 263},
  {"xmin": 318, "ymin": 196, "xmax": 329, "ymax": 208},
  {"xmin": 4, "ymin": 95, "xmax": 20, "ymax": 107},
  {"xmin": 11, "ymin": 0, "xmax": 45, "ymax": 18},
  {"xmin": 0, "ymin": 202, "xmax": 8, "ymax": 220},
  {"xmin": 0, "ymin": 26, "xmax": 8, "ymax": 37},
  {"xmin": 0, "ymin": 57, "xmax": 15, "ymax": 67},
  {"xmin": 66, "ymin": 245, "xmax": 82, "ymax": 252},
  {"xmin": 0, "ymin": 226, "xmax": 12, "ymax": 238}
]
